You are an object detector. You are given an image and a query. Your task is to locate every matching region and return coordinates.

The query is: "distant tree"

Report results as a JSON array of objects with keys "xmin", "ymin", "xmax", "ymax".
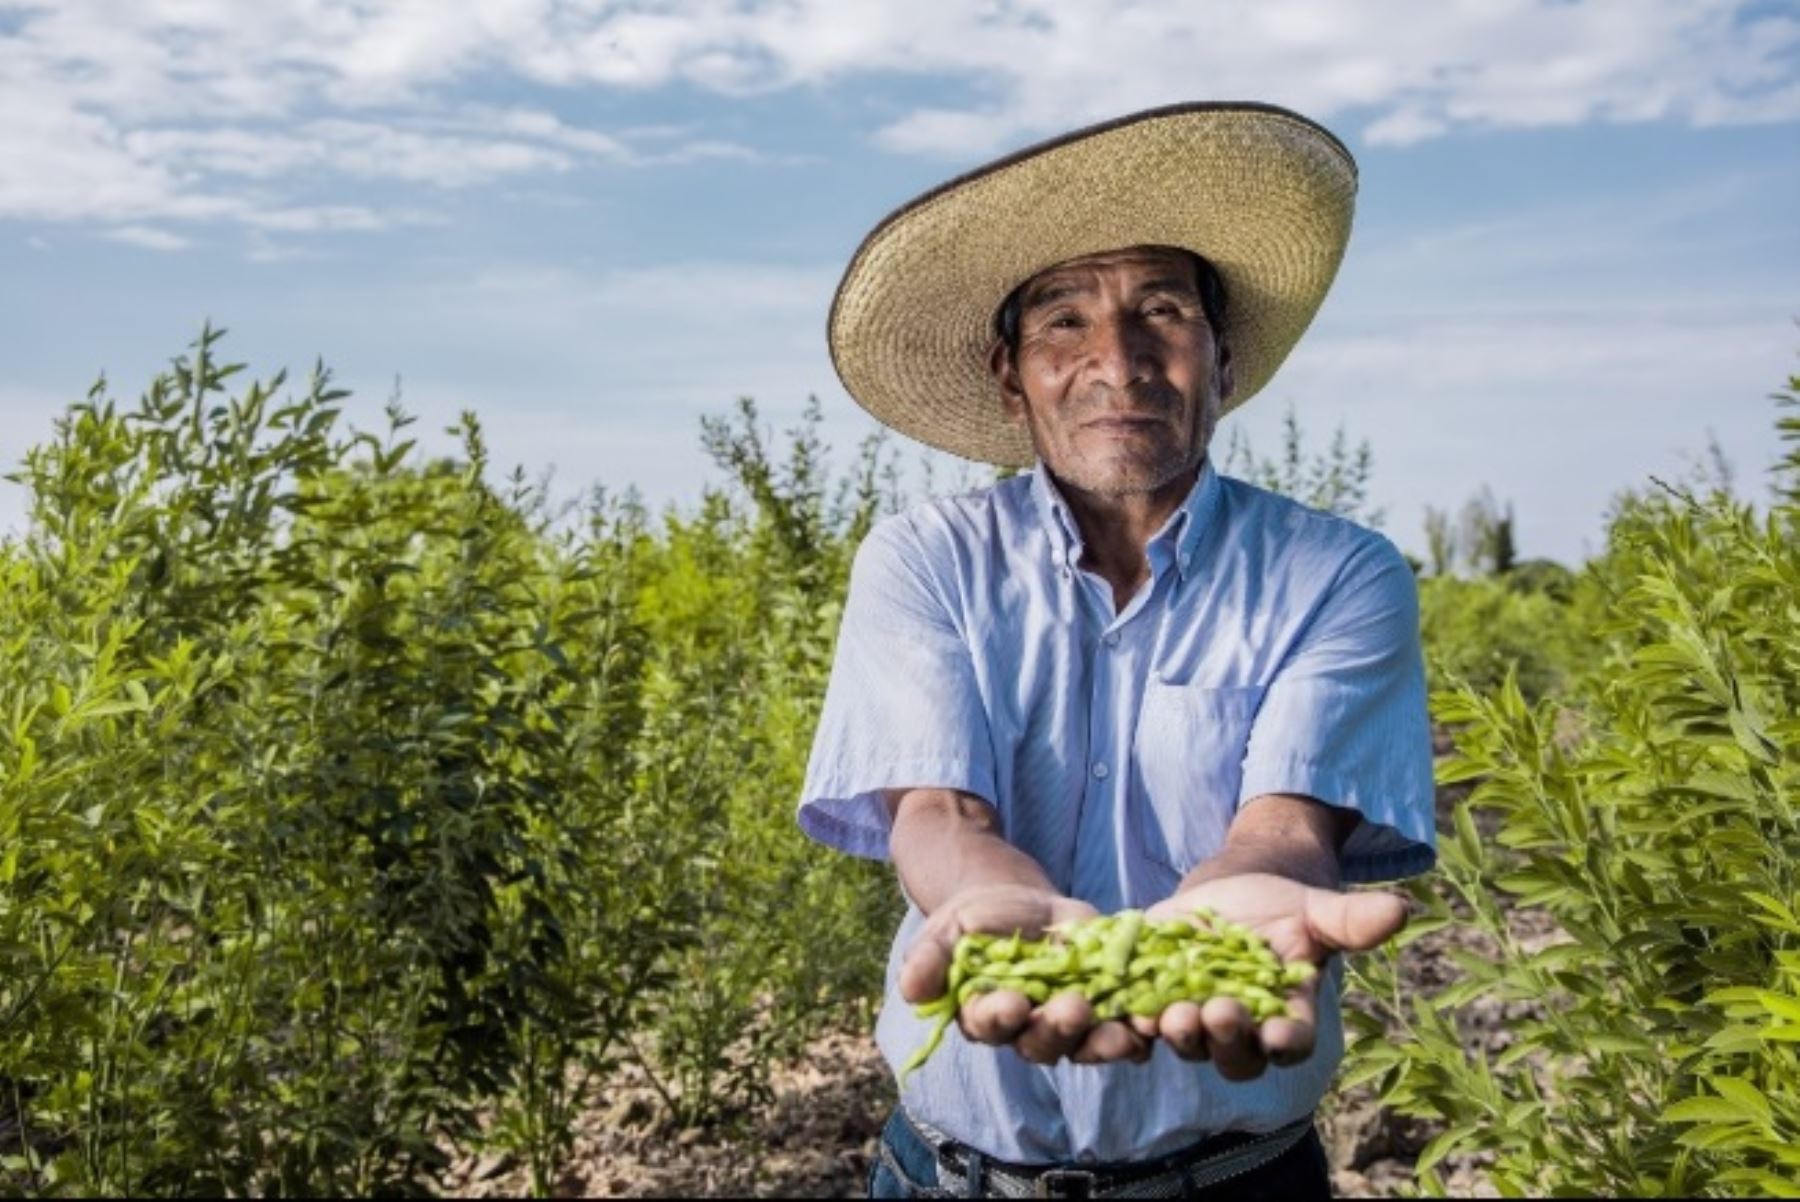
[
  {"xmin": 1490, "ymin": 505, "xmax": 1517, "ymax": 576},
  {"xmin": 1458, "ymin": 486, "xmax": 1517, "ymax": 576},
  {"xmin": 1423, "ymin": 506, "xmax": 1458, "ymax": 577}
]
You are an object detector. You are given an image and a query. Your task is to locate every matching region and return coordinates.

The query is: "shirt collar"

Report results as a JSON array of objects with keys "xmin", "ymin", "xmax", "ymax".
[{"xmin": 1029, "ymin": 457, "xmax": 1222, "ymax": 582}]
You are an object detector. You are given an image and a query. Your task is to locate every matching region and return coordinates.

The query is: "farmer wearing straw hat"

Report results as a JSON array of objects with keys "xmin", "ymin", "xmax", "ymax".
[{"xmin": 798, "ymin": 103, "xmax": 1436, "ymax": 1198}]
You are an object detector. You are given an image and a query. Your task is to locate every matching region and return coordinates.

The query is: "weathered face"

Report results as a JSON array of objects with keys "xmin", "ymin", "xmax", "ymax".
[{"xmin": 989, "ymin": 245, "xmax": 1233, "ymax": 498}]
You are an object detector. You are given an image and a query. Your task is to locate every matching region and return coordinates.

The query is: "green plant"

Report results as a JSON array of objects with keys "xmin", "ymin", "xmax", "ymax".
[
  {"xmin": 628, "ymin": 398, "xmax": 902, "ymax": 1129},
  {"xmin": 1220, "ymin": 405, "xmax": 1383, "ymax": 527},
  {"xmin": 1416, "ymin": 574, "xmax": 1584, "ymax": 702},
  {"xmin": 0, "ymin": 332, "xmax": 901, "ymax": 1193},
  {"xmin": 1341, "ymin": 368, "xmax": 1800, "ymax": 1197}
]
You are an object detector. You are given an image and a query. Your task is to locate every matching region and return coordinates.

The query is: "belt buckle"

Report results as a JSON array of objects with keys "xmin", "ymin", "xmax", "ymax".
[{"xmin": 1034, "ymin": 1168, "xmax": 1098, "ymax": 1199}]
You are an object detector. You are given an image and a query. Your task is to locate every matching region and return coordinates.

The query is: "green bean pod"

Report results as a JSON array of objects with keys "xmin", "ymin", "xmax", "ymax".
[{"xmin": 901, "ymin": 908, "xmax": 1319, "ymax": 1079}]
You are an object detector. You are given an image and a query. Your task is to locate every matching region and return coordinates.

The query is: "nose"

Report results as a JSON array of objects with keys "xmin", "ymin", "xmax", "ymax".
[{"xmin": 1085, "ymin": 312, "xmax": 1157, "ymax": 390}]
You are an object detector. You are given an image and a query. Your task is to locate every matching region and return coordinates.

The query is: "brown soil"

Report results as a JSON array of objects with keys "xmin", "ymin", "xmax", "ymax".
[
  {"xmin": 441, "ymin": 958, "xmax": 1514, "ymax": 1198},
  {"xmin": 441, "ymin": 1030, "xmax": 895, "ymax": 1198},
  {"xmin": 439, "ymin": 1014, "xmax": 1483, "ymax": 1199}
]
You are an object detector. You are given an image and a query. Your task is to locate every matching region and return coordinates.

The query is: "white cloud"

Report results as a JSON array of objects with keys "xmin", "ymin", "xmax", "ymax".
[
  {"xmin": 126, "ymin": 121, "xmax": 575, "ymax": 186},
  {"xmin": 1361, "ymin": 108, "xmax": 1447, "ymax": 147},
  {"xmin": 105, "ymin": 224, "xmax": 190, "ymax": 251},
  {"xmin": 860, "ymin": 0, "xmax": 1800, "ymax": 155},
  {"xmin": 3, "ymin": 0, "xmax": 1794, "ymax": 238},
  {"xmin": 240, "ymin": 205, "xmax": 406, "ymax": 233},
  {"xmin": 0, "ymin": 2, "xmax": 771, "ymax": 233},
  {"xmin": 244, "ymin": 234, "xmax": 319, "ymax": 264}
]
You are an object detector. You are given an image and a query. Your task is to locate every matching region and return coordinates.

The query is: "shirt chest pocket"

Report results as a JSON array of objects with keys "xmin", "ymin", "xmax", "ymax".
[{"xmin": 1130, "ymin": 682, "xmax": 1265, "ymax": 879}]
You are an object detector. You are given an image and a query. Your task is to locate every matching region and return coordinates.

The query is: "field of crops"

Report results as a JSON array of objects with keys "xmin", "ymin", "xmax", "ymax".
[{"xmin": 2, "ymin": 329, "xmax": 1796, "ymax": 1196}]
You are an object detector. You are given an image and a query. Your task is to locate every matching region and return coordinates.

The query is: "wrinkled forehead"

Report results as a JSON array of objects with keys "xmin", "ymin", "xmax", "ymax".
[{"xmin": 1016, "ymin": 244, "xmax": 1201, "ymax": 307}]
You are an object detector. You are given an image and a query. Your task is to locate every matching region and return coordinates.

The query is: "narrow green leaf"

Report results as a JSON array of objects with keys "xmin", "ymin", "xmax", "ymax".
[
  {"xmin": 1415, "ymin": 1124, "xmax": 1476, "ymax": 1178},
  {"xmin": 1709, "ymin": 1077, "xmax": 1774, "ymax": 1124},
  {"xmin": 1756, "ymin": 991, "xmax": 1800, "ymax": 1024},
  {"xmin": 1662, "ymin": 1097, "xmax": 1752, "ymax": 1126}
]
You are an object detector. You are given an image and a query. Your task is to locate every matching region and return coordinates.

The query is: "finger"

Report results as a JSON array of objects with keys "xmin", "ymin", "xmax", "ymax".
[
  {"xmin": 1070, "ymin": 1020, "xmax": 1151, "ymax": 1065},
  {"xmin": 1128, "ymin": 1014, "xmax": 1161, "ymax": 1039},
  {"xmin": 1157, "ymin": 1001, "xmax": 1208, "ymax": 1061},
  {"xmin": 1013, "ymin": 992, "xmax": 1094, "ymax": 1065},
  {"xmin": 958, "ymin": 989, "xmax": 1033, "ymax": 1045},
  {"xmin": 1200, "ymin": 996, "xmax": 1267, "ymax": 1081},
  {"xmin": 1262, "ymin": 976, "xmax": 1319, "ymax": 1067},
  {"xmin": 898, "ymin": 921, "xmax": 958, "ymax": 1005},
  {"xmin": 1302, "ymin": 889, "xmax": 1408, "ymax": 953}
]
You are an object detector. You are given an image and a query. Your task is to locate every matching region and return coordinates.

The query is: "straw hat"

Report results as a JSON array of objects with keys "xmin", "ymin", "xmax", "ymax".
[{"xmin": 827, "ymin": 102, "xmax": 1357, "ymax": 467}]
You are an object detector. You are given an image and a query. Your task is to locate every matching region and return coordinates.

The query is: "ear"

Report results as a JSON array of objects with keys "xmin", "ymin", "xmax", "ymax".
[
  {"xmin": 1215, "ymin": 340, "xmax": 1235, "ymax": 405},
  {"xmin": 988, "ymin": 338, "xmax": 1028, "ymax": 426}
]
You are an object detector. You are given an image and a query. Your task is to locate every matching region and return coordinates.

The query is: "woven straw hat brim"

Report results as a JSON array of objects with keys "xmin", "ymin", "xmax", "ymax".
[{"xmin": 828, "ymin": 102, "xmax": 1357, "ymax": 467}]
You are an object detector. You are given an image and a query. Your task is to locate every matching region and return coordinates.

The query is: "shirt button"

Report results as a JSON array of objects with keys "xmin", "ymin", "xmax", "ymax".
[
  {"xmin": 1103, "ymin": 631, "xmax": 1120, "ymax": 648},
  {"xmin": 1092, "ymin": 761, "xmax": 1110, "ymax": 780}
]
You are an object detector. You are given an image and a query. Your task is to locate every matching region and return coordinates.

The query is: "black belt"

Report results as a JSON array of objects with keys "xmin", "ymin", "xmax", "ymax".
[{"xmin": 891, "ymin": 1109, "xmax": 1315, "ymax": 1199}]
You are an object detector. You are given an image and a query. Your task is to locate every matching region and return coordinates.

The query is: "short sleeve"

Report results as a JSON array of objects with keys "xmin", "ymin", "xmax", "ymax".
[
  {"xmin": 1238, "ymin": 536, "xmax": 1437, "ymax": 884},
  {"xmin": 797, "ymin": 514, "xmax": 998, "ymax": 860}
]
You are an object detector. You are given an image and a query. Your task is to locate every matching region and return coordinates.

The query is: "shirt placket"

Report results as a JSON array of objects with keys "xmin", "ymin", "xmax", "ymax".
[{"xmin": 1067, "ymin": 549, "xmax": 1166, "ymax": 915}]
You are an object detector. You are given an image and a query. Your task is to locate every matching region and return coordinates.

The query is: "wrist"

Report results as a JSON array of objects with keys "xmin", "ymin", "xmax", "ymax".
[
  {"xmin": 1178, "ymin": 846, "xmax": 1340, "ymax": 895},
  {"xmin": 1179, "ymin": 795, "xmax": 1352, "ymax": 896}
]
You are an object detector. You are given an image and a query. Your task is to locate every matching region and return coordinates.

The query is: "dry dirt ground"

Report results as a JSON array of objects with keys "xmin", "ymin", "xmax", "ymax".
[
  {"xmin": 439, "ymin": 1013, "xmax": 1491, "ymax": 1199},
  {"xmin": 443, "ymin": 776, "xmax": 1529, "ymax": 1198},
  {"xmin": 443, "ymin": 961, "xmax": 1514, "ymax": 1197}
]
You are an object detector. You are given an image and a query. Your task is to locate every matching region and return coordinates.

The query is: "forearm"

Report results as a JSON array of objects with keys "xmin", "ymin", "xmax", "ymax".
[
  {"xmin": 1178, "ymin": 793, "xmax": 1355, "ymax": 893},
  {"xmin": 884, "ymin": 787, "xmax": 1057, "ymax": 914}
]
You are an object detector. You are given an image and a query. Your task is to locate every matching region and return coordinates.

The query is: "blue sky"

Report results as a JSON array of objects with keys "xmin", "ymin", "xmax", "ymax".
[{"xmin": 2, "ymin": 0, "xmax": 1797, "ymax": 566}]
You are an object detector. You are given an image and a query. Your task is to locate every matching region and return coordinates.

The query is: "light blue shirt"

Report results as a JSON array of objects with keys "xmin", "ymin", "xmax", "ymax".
[{"xmin": 797, "ymin": 459, "xmax": 1435, "ymax": 1164}]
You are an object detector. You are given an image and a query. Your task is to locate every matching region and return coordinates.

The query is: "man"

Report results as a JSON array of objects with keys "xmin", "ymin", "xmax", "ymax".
[{"xmin": 800, "ymin": 103, "xmax": 1435, "ymax": 1198}]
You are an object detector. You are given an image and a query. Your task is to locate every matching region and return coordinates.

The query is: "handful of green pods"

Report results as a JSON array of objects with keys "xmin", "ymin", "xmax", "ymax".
[{"xmin": 901, "ymin": 907, "xmax": 1316, "ymax": 1079}]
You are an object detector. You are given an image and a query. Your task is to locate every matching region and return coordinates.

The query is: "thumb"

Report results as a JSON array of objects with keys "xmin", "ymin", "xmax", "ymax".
[
  {"xmin": 899, "ymin": 918, "xmax": 958, "ymax": 1005},
  {"xmin": 1301, "ymin": 888, "xmax": 1407, "ymax": 953}
]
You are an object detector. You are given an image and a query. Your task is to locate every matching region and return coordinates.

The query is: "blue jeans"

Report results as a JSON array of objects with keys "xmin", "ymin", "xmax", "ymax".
[{"xmin": 867, "ymin": 1108, "xmax": 1333, "ymax": 1199}]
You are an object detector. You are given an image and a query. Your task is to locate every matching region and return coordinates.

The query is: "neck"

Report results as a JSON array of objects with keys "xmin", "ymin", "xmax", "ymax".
[{"xmin": 1054, "ymin": 461, "xmax": 1201, "ymax": 606}]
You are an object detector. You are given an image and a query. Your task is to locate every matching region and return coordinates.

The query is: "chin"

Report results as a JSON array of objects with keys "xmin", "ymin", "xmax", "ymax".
[{"xmin": 1060, "ymin": 452, "xmax": 1193, "ymax": 498}]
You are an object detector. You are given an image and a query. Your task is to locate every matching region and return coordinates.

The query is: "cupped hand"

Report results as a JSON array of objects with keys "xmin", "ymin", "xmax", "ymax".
[
  {"xmin": 900, "ymin": 885, "xmax": 1157, "ymax": 1066},
  {"xmin": 1142, "ymin": 873, "xmax": 1409, "ymax": 1079}
]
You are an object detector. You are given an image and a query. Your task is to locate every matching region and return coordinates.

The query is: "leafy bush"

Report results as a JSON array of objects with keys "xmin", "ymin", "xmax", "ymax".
[
  {"xmin": 1343, "ymin": 369, "xmax": 1800, "ymax": 1197},
  {"xmin": 626, "ymin": 400, "xmax": 901, "ymax": 1127},
  {"xmin": 1416, "ymin": 574, "xmax": 1585, "ymax": 703},
  {"xmin": 0, "ymin": 332, "xmax": 900, "ymax": 1194},
  {"xmin": 1503, "ymin": 557, "xmax": 1577, "ymax": 603}
]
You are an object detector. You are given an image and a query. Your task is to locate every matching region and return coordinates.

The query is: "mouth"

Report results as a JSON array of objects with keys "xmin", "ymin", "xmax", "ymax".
[{"xmin": 1083, "ymin": 415, "xmax": 1166, "ymax": 435}]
